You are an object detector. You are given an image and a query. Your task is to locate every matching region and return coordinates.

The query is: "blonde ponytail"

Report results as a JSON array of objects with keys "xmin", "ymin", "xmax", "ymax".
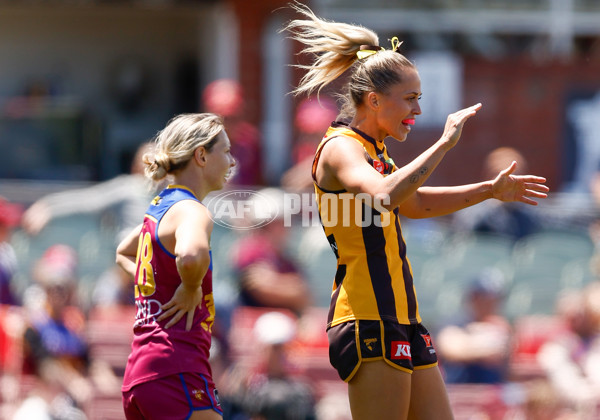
[
  {"xmin": 284, "ymin": 2, "xmax": 415, "ymax": 119},
  {"xmin": 283, "ymin": 1, "xmax": 379, "ymax": 97}
]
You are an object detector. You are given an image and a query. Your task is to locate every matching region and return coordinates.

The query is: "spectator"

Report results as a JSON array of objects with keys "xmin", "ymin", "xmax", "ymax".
[
  {"xmin": 22, "ymin": 141, "xmax": 157, "ymax": 242},
  {"xmin": 436, "ymin": 268, "xmax": 512, "ymax": 384},
  {"xmin": 537, "ymin": 282, "xmax": 600, "ymax": 416},
  {"xmin": 220, "ymin": 311, "xmax": 316, "ymax": 420},
  {"xmin": 230, "ymin": 188, "xmax": 312, "ymax": 316},
  {"xmin": 202, "ymin": 79, "xmax": 262, "ymax": 186},
  {"xmin": 452, "ymin": 147, "xmax": 541, "ymax": 240},
  {"xmin": 17, "ymin": 244, "xmax": 117, "ymax": 419},
  {"xmin": 90, "ymin": 263, "xmax": 135, "ymax": 308},
  {"xmin": 0, "ymin": 196, "xmax": 23, "ymax": 305}
]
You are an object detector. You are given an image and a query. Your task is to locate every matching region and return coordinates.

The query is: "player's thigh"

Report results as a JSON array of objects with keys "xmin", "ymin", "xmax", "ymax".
[
  {"xmin": 189, "ymin": 409, "xmax": 222, "ymax": 420},
  {"xmin": 407, "ymin": 365, "xmax": 454, "ymax": 420},
  {"xmin": 348, "ymin": 360, "xmax": 412, "ymax": 420}
]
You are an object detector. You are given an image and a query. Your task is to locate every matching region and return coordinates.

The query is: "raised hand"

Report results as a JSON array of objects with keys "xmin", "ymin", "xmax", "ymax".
[
  {"xmin": 441, "ymin": 103, "xmax": 482, "ymax": 149},
  {"xmin": 492, "ymin": 161, "xmax": 549, "ymax": 205}
]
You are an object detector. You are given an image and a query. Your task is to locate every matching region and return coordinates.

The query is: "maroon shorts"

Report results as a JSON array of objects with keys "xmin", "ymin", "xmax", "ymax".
[
  {"xmin": 122, "ymin": 372, "xmax": 222, "ymax": 419},
  {"xmin": 328, "ymin": 320, "xmax": 438, "ymax": 382}
]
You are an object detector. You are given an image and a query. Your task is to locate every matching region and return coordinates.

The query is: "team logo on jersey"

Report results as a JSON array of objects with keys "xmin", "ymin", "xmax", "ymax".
[
  {"xmin": 192, "ymin": 389, "xmax": 205, "ymax": 401},
  {"xmin": 391, "ymin": 341, "xmax": 412, "ymax": 360},
  {"xmin": 363, "ymin": 338, "xmax": 378, "ymax": 351},
  {"xmin": 373, "ymin": 160, "xmax": 385, "ymax": 174}
]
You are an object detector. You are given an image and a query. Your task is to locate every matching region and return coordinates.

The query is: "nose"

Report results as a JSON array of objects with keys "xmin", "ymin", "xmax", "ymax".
[
  {"xmin": 413, "ymin": 100, "xmax": 422, "ymax": 115},
  {"xmin": 230, "ymin": 157, "xmax": 237, "ymax": 167}
]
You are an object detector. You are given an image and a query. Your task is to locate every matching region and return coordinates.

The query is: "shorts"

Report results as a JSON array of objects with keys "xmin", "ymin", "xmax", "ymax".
[
  {"xmin": 328, "ymin": 320, "xmax": 438, "ymax": 382},
  {"xmin": 122, "ymin": 372, "xmax": 222, "ymax": 419}
]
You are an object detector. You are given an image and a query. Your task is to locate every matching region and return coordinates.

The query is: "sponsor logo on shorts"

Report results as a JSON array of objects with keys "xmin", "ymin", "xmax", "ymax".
[
  {"xmin": 363, "ymin": 338, "xmax": 378, "ymax": 351},
  {"xmin": 213, "ymin": 389, "xmax": 221, "ymax": 407},
  {"xmin": 391, "ymin": 341, "xmax": 412, "ymax": 360},
  {"xmin": 421, "ymin": 334, "xmax": 433, "ymax": 347}
]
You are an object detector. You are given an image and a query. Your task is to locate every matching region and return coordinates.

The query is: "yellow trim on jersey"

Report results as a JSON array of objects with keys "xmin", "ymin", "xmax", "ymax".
[{"xmin": 166, "ymin": 184, "xmax": 199, "ymax": 200}]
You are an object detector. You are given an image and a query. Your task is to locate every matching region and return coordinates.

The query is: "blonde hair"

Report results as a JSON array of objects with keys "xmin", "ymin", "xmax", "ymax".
[
  {"xmin": 144, "ymin": 113, "xmax": 224, "ymax": 181},
  {"xmin": 283, "ymin": 2, "xmax": 416, "ymax": 120}
]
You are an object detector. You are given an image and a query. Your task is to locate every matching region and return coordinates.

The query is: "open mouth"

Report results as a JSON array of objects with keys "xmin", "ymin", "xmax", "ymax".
[
  {"xmin": 401, "ymin": 118, "xmax": 415, "ymax": 132},
  {"xmin": 224, "ymin": 166, "xmax": 237, "ymax": 182}
]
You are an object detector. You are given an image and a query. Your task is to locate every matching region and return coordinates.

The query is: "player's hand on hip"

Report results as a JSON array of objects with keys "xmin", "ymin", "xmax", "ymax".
[{"xmin": 158, "ymin": 283, "xmax": 204, "ymax": 331}]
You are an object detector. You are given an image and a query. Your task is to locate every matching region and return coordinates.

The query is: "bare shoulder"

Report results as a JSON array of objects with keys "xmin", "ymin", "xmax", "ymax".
[
  {"xmin": 321, "ymin": 135, "xmax": 366, "ymax": 161},
  {"xmin": 319, "ymin": 135, "xmax": 369, "ymax": 177},
  {"xmin": 165, "ymin": 199, "xmax": 214, "ymax": 232}
]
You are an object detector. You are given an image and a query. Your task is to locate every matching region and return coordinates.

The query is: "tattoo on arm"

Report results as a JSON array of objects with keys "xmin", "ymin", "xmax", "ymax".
[{"xmin": 409, "ymin": 167, "xmax": 429, "ymax": 184}]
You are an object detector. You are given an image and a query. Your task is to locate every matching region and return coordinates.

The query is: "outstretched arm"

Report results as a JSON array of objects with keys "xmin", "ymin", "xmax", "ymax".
[{"xmin": 398, "ymin": 161, "xmax": 549, "ymax": 219}]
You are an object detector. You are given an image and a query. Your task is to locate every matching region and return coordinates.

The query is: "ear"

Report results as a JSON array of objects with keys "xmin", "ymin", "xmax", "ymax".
[
  {"xmin": 367, "ymin": 92, "xmax": 379, "ymax": 110},
  {"xmin": 194, "ymin": 146, "xmax": 207, "ymax": 167}
]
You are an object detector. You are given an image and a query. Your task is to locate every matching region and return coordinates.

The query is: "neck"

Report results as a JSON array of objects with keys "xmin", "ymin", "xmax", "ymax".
[
  {"xmin": 350, "ymin": 113, "xmax": 385, "ymax": 145},
  {"xmin": 172, "ymin": 172, "xmax": 209, "ymax": 201}
]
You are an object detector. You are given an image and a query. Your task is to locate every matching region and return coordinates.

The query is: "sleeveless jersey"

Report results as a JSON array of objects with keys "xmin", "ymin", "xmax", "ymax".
[
  {"xmin": 312, "ymin": 122, "xmax": 421, "ymax": 327},
  {"xmin": 122, "ymin": 185, "xmax": 215, "ymax": 392}
]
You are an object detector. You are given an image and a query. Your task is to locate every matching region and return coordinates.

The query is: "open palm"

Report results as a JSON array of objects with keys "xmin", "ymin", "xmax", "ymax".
[{"xmin": 491, "ymin": 161, "xmax": 549, "ymax": 205}]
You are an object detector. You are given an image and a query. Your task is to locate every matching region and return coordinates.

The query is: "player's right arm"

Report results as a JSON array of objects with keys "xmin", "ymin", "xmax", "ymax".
[
  {"xmin": 116, "ymin": 223, "xmax": 143, "ymax": 277},
  {"xmin": 319, "ymin": 104, "xmax": 482, "ymax": 210},
  {"xmin": 319, "ymin": 135, "xmax": 447, "ymax": 210}
]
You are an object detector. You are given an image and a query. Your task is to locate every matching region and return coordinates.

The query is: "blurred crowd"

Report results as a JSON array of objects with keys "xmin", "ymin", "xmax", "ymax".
[{"xmin": 0, "ymin": 79, "xmax": 599, "ymax": 420}]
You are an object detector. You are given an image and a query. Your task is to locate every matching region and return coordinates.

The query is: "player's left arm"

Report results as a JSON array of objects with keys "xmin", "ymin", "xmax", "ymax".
[
  {"xmin": 398, "ymin": 161, "xmax": 548, "ymax": 218},
  {"xmin": 157, "ymin": 201, "xmax": 213, "ymax": 331}
]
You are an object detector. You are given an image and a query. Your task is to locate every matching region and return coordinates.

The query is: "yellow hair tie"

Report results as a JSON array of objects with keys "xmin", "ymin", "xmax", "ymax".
[
  {"xmin": 390, "ymin": 36, "xmax": 403, "ymax": 52},
  {"xmin": 356, "ymin": 37, "xmax": 403, "ymax": 60},
  {"xmin": 357, "ymin": 44, "xmax": 383, "ymax": 60}
]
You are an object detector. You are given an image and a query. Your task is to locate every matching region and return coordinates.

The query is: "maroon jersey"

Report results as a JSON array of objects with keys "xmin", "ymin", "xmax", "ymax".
[{"xmin": 122, "ymin": 185, "xmax": 215, "ymax": 392}]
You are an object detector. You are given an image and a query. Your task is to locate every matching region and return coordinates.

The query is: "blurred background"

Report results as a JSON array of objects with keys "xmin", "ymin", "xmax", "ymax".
[{"xmin": 1, "ymin": 0, "xmax": 600, "ymax": 419}]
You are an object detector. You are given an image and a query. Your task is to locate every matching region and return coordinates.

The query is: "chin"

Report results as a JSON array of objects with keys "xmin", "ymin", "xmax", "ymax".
[
  {"xmin": 216, "ymin": 180, "xmax": 227, "ymax": 191},
  {"xmin": 392, "ymin": 134, "xmax": 408, "ymax": 142}
]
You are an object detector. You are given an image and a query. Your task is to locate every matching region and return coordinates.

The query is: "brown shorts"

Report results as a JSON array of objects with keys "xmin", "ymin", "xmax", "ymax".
[{"xmin": 327, "ymin": 320, "xmax": 438, "ymax": 382}]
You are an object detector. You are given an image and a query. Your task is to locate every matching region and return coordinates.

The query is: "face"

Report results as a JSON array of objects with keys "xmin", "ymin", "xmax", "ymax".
[
  {"xmin": 204, "ymin": 131, "xmax": 236, "ymax": 191},
  {"xmin": 372, "ymin": 68, "xmax": 422, "ymax": 142}
]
